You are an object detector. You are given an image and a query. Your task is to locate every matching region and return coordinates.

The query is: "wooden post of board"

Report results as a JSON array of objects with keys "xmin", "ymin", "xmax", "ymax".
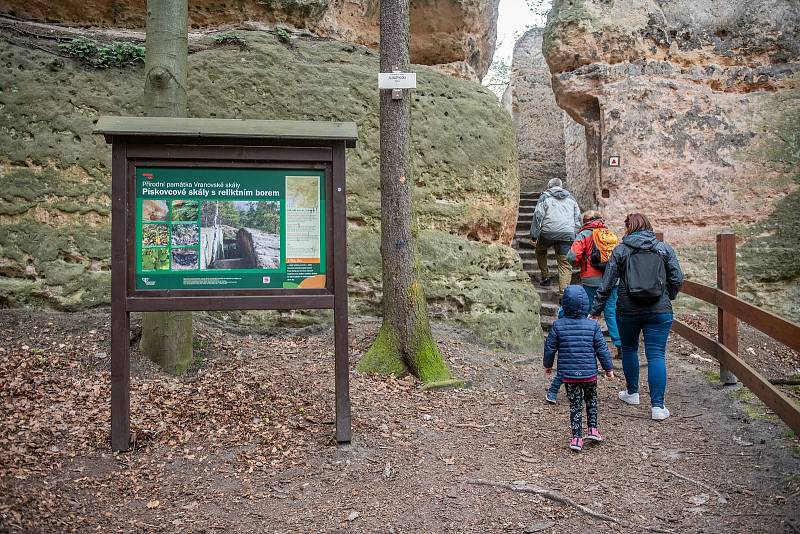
[
  {"xmin": 717, "ymin": 232, "xmax": 738, "ymax": 385},
  {"xmin": 111, "ymin": 142, "xmax": 131, "ymax": 452},
  {"xmin": 332, "ymin": 141, "xmax": 352, "ymax": 443}
]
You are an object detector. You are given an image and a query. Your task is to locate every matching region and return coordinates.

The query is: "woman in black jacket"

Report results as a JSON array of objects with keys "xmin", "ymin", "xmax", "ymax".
[{"xmin": 589, "ymin": 213, "xmax": 683, "ymax": 421}]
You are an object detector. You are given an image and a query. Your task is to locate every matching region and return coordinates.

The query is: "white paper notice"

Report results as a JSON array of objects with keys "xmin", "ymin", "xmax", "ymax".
[{"xmin": 285, "ymin": 175, "xmax": 321, "ymax": 263}]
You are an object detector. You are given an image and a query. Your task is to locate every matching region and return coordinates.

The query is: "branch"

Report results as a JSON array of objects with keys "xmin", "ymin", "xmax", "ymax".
[
  {"xmin": 665, "ymin": 468, "xmax": 728, "ymax": 504},
  {"xmin": 467, "ymin": 479, "xmax": 672, "ymax": 533}
]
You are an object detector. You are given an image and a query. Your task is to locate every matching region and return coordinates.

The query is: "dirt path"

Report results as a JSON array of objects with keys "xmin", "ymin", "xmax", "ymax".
[{"xmin": 1, "ymin": 310, "xmax": 798, "ymax": 533}]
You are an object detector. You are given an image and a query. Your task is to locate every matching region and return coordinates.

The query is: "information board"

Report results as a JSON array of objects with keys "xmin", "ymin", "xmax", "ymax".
[{"xmin": 135, "ymin": 167, "xmax": 326, "ymax": 291}]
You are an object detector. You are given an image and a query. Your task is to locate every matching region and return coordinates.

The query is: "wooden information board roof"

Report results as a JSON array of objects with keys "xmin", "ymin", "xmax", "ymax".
[{"xmin": 94, "ymin": 116, "xmax": 358, "ymax": 147}]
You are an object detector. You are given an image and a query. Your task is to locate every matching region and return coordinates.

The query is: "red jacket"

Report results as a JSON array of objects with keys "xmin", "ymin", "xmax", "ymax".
[{"xmin": 567, "ymin": 219, "xmax": 607, "ymax": 286}]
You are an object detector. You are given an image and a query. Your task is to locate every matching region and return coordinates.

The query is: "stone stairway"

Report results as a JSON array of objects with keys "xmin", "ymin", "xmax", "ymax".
[
  {"xmin": 513, "ymin": 191, "xmax": 609, "ymax": 337},
  {"xmin": 512, "ymin": 191, "xmax": 575, "ymax": 332}
]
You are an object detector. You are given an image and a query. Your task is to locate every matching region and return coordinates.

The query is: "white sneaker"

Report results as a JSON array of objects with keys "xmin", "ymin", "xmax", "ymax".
[
  {"xmin": 651, "ymin": 406, "xmax": 670, "ymax": 420},
  {"xmin": 618, "ymin": 390, "xmax": 640, "ymax": 405}
]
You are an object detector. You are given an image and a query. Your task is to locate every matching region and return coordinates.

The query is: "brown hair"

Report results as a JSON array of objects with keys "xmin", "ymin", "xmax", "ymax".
[
  {"xmin": 582, "ymin": 210, "xmax": 603, "ymax": 224},
  {"xmin": 624, "ymin": 213, "xmax": 653, "ymax": 234}
]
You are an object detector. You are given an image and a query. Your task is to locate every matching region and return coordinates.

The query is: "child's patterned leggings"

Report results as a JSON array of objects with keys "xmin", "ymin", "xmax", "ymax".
[{"xmin": 565, "ymin": 381, "xmax": 598, "ymax": 438}]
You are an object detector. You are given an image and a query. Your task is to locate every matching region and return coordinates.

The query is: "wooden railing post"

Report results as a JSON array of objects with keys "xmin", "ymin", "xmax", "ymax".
[{"xmin": 717, "ymin": 232, "xmax": 738, "ymax": 385}]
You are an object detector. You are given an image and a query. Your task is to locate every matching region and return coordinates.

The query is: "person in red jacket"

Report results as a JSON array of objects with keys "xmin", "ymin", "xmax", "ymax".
[{"xmin": 566, "ymin": 211, "xmax": 621, "ymax": 357}]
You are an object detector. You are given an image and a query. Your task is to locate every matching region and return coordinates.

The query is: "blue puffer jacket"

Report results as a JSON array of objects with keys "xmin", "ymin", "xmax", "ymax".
[{"xmin": 543, "ymin": 285, "xmax": 613, "ymax": 380}]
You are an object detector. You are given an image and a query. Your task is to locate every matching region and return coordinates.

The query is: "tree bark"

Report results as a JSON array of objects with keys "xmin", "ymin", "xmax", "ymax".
[
  {"xmin": 357, "ymin": 0, "xmax": 452, "ymax": 384},
  {"xmin": 140, "ymin": 0, "xmax": 193, "ymax": 374}
]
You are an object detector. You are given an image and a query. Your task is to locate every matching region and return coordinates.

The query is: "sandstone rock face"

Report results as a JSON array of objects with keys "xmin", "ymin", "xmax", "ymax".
[
  {"xmin": 543, "ymin": 0, "xmax": 800, "ymax": 242},
  {"xmin": 0, "ymin": 30, "xmax": 541, "ymax": 350},
  {"xmin": 540, "ymin": 0, "xmax": 800, "ymax": 317},
  {"xmin": 562, "ymin": 113, "xmax": 594, "ymax": 210},
  {"xmin": 510, "ymin": 28, "xmax": 566, "ymax": 193},
  {"xmin": 0, "ymin": 0, "xmax": 499, "ymax": 79}
]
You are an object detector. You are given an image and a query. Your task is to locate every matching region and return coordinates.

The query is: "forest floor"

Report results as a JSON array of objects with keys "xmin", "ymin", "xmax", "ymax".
[{"xmin": 1, "ymin": 309, "xmax": 799, "ymax": 533}]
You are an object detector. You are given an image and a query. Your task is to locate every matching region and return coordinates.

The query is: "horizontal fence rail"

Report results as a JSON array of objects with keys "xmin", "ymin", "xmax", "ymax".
[
  {"xmin": 672, "ymin": 319, "xmax": 800, "ymax": 435},
  {"xmin": 666, "ymin": 231, "xmax": 800, "ymax": 436},
  {"xmin": 681, "ymin": 281, "xmax": 800, "ymax": 353}
]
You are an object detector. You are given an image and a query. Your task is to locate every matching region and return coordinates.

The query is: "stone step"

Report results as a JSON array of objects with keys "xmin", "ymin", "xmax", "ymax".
[
  {"xmin": 533, "ymin": 285, "xmax": 562, "ymax": 304},
  {"xmin": 522, "ymin": 260, "xmax": 562, "ymax": 271},
  {"xmin": 519, "ymin": 198, "xmax": 538, "ymax": 206},
  {"xmin": 540, "ymin": 302, "xmax": 560, "ymax": 316},
  {"xmin": 520, "ymin": 191, "xmax": 540, "ymax": 199}
]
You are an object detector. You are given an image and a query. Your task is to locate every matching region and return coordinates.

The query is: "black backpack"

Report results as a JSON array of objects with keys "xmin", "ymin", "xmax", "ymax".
[{"xmin": 624, "ymin": 246, "xmax": 666, "ymax": 303}]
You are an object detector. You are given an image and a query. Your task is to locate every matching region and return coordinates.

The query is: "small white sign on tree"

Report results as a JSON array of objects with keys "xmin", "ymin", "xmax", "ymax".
[{"xmin": 378, "ymin": 72, "xmax": 417, "ymax": 89}]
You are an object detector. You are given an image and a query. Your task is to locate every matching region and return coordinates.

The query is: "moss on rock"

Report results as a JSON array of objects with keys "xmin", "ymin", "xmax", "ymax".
[{"xmin": 0, "ymin": 32, "xmax": 540, "ymax": 350}]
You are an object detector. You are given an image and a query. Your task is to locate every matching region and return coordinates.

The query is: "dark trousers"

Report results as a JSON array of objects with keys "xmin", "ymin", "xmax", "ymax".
[{"xmin": 565, "ymin": 381, "xmax": 598, "ymax": 438}]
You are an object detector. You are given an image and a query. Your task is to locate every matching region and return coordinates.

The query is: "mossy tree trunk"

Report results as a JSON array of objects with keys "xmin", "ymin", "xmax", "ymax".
[
  {"xmin": 357, "ymin": 0, "xmax": 452, "ymax": 384},
  {"xmin": 139, "ymin": 0, "xmax": 193, "ymax": 374}
]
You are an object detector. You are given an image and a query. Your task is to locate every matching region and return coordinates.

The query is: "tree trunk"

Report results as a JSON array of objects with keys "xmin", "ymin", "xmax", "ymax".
[
  {"xmin": 357, "ymin": 0, "xmax": 453, "ymax": 385},
  {"xmin": 140, "ymin": 0, "xmax": 193, "ymax": 374}
]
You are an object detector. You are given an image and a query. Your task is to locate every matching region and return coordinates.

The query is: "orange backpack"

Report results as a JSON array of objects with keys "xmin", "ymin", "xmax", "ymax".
[{"xmin": 590, "ymin": 228, "xmax": 619, "ymax": 270}]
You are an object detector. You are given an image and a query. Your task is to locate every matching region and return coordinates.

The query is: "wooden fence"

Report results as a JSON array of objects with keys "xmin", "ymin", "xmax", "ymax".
[{"xmin": 661, "ymin": 231, "xmax": 800, "ymax": 435}]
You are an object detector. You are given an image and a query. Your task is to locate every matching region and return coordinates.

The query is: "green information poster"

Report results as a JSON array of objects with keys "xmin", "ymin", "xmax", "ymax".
[{"xmin": 135, "ymin": 167, "xmax": 326, "ymax": 291}]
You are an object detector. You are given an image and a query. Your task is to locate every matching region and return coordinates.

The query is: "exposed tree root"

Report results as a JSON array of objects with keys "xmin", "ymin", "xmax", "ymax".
[{"xmin": 467, "ymin": 479, "xmax": 672, "ymax": 533}]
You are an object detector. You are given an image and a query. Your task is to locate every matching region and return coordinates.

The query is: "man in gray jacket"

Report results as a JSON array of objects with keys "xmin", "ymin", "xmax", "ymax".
[{"xmin": 530, "ymin": 178, "xmax": 581, "ymax": 292}]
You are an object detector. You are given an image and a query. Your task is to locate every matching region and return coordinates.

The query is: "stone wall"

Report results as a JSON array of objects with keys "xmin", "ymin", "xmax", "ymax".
[
  {"xmin": 541, "ymin": 0, "xmax": 800, "ymax": 318},
  {"xmin": 510, "ymin": 28, "xmax": 565, "ymax": 193},
  {"xmin": 562, "ymin": 114, "xmax": 594, "ymax": 210},
  {"xmin": 0, "ymin": 0, "xmax": 500, "ymax": 80},
  {"xmin": 0, "ymin": 29, "xmax": 541, "ymax": 350}
]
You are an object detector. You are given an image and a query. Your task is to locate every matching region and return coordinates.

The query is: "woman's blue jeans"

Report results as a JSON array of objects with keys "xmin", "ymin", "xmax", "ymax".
[{"xmin": 617, "ymin": 312, "xmax": 673, "ymax": 408}]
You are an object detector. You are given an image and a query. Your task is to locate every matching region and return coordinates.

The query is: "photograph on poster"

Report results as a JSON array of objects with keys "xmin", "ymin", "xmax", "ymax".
[
  {"xmin": 171, "ymin": 200, "xmax": 200, "ymax": 222},
  {"xmin": 141, "ymin": 248, "xmax": 170, "ymax": 270},
  {"xmin": 142, "ymin": 224, "xmax": 169, "ymax": 247},
  {"xmin": 172, "ymin": 248, "xmax": 199, "ymax": 270},
  {"xmin": 141, "ymin": 199, "xmax": 168, "ymax": 221},
  {"xmin": 200, "ymin": 201, "xmax": 281, "ymax": 270},
  {"xmin": 171, "ymin": 224, "xmax": 199, "ymax": 246}
]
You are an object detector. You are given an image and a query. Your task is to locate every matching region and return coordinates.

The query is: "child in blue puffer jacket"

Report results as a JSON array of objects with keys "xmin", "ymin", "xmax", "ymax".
[{"xmin": 543, "ymin": 285, "xmax": 614, "ymax": 451}]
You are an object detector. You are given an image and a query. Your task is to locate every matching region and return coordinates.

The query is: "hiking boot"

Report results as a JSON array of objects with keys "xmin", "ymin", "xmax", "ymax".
[
  {"xmin": 545, "ymin": 392, "xmax": 557, "ymax": 404},
  {"xmin": 586, "ymin": 428, "xmax": 603, "ymax": 442},
  {"xmin": 539, "ymin": 276, "xmax": 553, "ymax": 287},
  {"xmin": 569, "ymin": 437, "xmax": 584, "ymax": 451},
  {"xmin": 618, "ymin": 390, "xmax": 640, "ymax": 405},
  {"xmin": 651, "ymin": 406, "xmax": 671, "ymax": 421}
]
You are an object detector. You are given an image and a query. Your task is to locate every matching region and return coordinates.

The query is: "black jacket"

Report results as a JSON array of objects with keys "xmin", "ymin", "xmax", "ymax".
[{"xmin": 590, "ymin": 230, "xmax": 684, "ymax": 316}]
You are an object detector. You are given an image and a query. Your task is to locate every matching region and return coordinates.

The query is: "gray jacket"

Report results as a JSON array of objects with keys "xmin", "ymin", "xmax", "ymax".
[{"xmin": 530, "ymin": 187, "xmax": 581, "ymax": 242}]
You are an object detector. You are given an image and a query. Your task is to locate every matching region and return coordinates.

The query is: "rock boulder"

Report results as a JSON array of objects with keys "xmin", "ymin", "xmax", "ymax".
[{"xmin": 1, "ymin": 0, "xmax": 500, "ymax": 79}]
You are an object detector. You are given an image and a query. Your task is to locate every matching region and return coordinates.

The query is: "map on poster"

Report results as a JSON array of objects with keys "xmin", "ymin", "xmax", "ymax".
[{"xmin": 134, "ymin": 167, "xmax": 326, "ymax": 291}]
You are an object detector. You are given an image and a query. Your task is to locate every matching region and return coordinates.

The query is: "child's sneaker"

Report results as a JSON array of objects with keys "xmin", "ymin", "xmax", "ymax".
[
  {"xmin": 569, "ymin": 437, "xmax": 583, "ymax": 451},
  {"xmin": 618, "ymin": 390, "xmax": 640, "ymax": 405},
  {"xmin": 586, "ymin": 428, "xmax": 603, "ymax": 442},
  {"xmin": 545, "ymin": 392, "xmax": 557, "ymax": 404},
  {"xmin": 651, "ymin": 406, "xmax": 670, "ymax": 420}
]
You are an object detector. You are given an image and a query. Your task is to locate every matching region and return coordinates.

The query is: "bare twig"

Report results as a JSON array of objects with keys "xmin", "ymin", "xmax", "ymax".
[
  {"xmin": 666, "ymin": 468, "xmax": 728, "ymax": 504},
  {"xmin": 467, "ymin": 479, "xmax": 671, "ymax": 533},
  {"xmin": 454, "ymin": 422, "xmax": 494, "ymax": 429},
  {"xmin": 770, "ymin": 379, "xmax": 800, "ymax": 386}
]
